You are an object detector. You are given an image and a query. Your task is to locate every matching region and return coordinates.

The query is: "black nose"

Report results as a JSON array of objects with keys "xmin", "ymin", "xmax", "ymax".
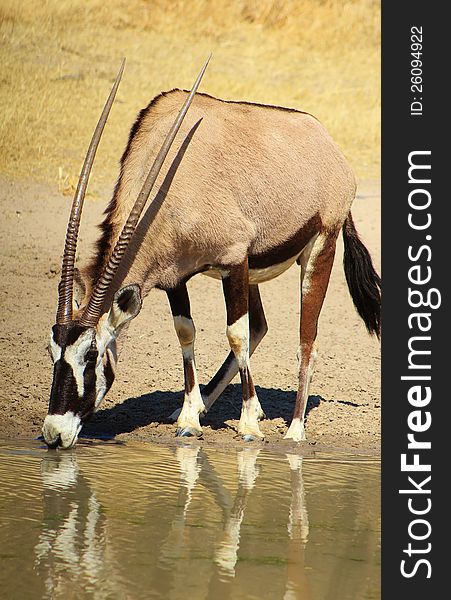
[{"xmin": 46, "ymin": 434, "xmax": 62, "ymax": 449}]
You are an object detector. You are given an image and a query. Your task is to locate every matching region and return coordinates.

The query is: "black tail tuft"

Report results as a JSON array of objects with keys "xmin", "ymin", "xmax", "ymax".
[{"xmin": 342, "ymin": 213, "xmax": 381, "ymax": 338}]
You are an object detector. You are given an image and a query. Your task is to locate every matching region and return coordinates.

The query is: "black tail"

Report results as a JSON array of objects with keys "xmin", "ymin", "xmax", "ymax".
[{"xmin": 342, "ymin": 213, "xmax": 381, "ymax": 338}]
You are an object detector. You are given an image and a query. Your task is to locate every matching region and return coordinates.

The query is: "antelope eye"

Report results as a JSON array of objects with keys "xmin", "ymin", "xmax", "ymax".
[{"xmin": 85, "ymin": 349, "xmax": 98, "ymax": 363}]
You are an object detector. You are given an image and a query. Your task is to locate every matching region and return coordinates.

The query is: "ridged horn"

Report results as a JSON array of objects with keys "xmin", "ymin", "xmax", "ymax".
[
  {"xmin": 56, "ymin": 59, "xmax": 125, "ymax": 324},
  {"xmin": 80, "ymin": 55, "xmax": 211, "ymax": 327}
]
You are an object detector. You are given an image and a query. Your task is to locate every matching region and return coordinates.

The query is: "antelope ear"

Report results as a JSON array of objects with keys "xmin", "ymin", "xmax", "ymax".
[
  {"xmin": 73, "ymin": 268, "xmax": 87, "ymax": 310},
  {"xmin": 107, "ymin": 284, "xmax": 142, "ymax": 332}
]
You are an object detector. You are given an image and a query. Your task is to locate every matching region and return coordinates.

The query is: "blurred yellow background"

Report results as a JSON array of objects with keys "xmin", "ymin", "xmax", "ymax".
[{"xmin": 0, "ymin": 0, "xmax": 380, "ymax": 192}]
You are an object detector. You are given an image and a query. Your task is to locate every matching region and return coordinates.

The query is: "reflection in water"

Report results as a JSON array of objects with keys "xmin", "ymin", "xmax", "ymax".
[
  {"xmin": 152, "ymin": 446, "xmax": 312, "ymax": 599},
  {"xmin": 285, "ymin": 454, "xmax": 310, "ymax": 600},
  {"xmin": 214, "ymin": 448, "xmax": 261, "ymax": 578},
  {"xmin": 0, "ymin": 441, "xmax": 380, "ymax": 599},
  {"xmin": 34, "ymin": 452, "xmax": 119, "ymax": 599}
]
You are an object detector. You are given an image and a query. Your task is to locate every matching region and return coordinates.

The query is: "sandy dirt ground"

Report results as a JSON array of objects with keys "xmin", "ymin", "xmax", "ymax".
[{"xmin": 0, "ymin": 177, "xmax": 380, "ymax": 454}]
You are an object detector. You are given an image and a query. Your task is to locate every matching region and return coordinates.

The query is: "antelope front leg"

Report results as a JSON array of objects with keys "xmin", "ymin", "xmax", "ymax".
[
  {"xmin": 223, "ymin": 261, "xmax": 265, "ymax": 441},
  {"xmin": 167, "ymin": 284, "xmax": 205, "ymax": 437}
]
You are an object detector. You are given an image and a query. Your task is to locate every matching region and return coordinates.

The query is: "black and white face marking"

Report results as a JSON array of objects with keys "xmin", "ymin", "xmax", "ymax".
[
  {"xmin": 43, "ymin": 284, "xmax": 142, "ymax": 450},
  {"xmin": 43, "ymin": 322, "xmax": 115, "ymax": 449}
]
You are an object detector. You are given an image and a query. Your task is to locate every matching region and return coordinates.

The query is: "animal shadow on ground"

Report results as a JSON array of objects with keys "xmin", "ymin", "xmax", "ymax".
[{"xmin": 82, "ymin": 384, "xmax": 323, "ymax": 438}]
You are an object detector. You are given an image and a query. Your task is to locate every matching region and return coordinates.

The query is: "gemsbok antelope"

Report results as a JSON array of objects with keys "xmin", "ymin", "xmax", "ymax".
[{"xmin": 42, "ymin": 57, "xmax": 381, "ymax": 449}]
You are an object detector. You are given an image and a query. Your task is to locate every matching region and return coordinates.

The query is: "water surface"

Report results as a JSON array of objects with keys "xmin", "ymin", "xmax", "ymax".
[{"xmin": 0, "ymin": 439, "xmax": 380, "ymax": 599}]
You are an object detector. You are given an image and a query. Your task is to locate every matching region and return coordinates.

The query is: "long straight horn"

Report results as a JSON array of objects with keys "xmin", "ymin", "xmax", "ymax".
[
  {"xmin": 56, "ymin": 60, "xmax": 126, "ymax": 324},
  {"xmin": 80, "ymin": 56, "xmax": 211, "ymax": 327}
]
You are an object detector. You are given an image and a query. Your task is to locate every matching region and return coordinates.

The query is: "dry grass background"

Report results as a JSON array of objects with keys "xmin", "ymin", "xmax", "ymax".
[{"xmin": 0, "ymin": 0, "xmax": 380, "ymax": 191}]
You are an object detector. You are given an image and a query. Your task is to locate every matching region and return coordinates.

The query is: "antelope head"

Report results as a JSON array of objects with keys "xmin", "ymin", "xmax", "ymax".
[{"xmin": 43, "ymin": 57, "xmax": 210, "ymax": 449}]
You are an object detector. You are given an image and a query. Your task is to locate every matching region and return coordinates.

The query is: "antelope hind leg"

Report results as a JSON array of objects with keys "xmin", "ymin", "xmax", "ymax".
[{"xmin": 285, "ymin": 233, "xmax": 337, "ymax": 442}]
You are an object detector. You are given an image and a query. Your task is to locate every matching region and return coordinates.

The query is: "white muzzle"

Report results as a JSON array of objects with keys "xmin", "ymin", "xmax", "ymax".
[{"xmin": 42, "ymin": 412, "xmax": 82, "ymax": 449}]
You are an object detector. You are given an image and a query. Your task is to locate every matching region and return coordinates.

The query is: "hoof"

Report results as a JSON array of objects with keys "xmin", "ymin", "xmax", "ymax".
[
  {"xmin": 176, "ymin": 426, "xmax": 202, "ymax": 438},
  {"xmin": 283, "ymin": 418, "xmax": 306, "ymax": 442},
  {"xmin": 241, "ymin": 433, "xmax": 264, "ymax": 442},
  {"xmin": 283, "ymin": 433, "xmax": 306, "ymax": 443}
]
